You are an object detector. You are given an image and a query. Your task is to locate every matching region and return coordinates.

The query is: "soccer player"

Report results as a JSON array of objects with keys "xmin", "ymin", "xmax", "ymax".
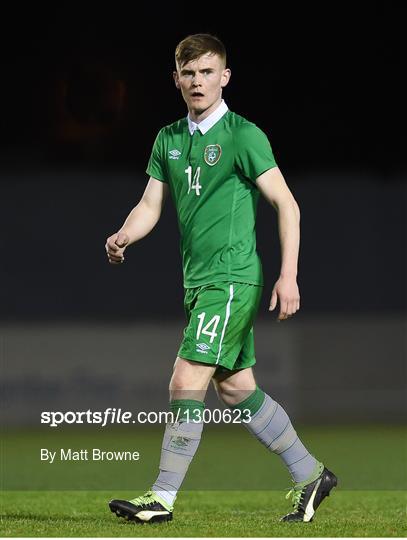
[{"xmin": 106, "ymin": 33, "xmax": 337, "ymax": 524}]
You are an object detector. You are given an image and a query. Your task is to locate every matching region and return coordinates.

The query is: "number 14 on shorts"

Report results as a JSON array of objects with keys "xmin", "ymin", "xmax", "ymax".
[{"xmin": 196, "ymin": 312, "xmax": 220, "ymax": 344}]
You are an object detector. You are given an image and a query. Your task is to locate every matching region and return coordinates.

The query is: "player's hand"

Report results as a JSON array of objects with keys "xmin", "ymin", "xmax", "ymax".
[
  {"xmin": 105, "ymin": 232, "xmax": 129, "ymax": 264},
  {"xmin": 268, "ymin": 276, "xmax": 300, "ymax": 321}
]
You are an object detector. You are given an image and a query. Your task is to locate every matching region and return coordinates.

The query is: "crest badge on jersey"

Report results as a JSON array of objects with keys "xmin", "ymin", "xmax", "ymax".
[{"xmin": 204, "ymin": 144, "xmax": 222, "ymax": 166}]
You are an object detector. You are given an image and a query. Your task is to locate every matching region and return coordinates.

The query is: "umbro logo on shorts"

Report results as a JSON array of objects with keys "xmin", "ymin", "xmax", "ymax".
[
  {"xmin": 196, "ymin": 343, "xmax": 210, "ymax": 354},
  {"xmin": 169, "ymin": 149, "xmax": 181, "ymax": 159}
]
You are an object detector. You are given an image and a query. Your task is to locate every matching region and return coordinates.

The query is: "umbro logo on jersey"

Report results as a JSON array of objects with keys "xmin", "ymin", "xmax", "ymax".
[
  {"xmin": 204, "ymin": 144, "xmax": 222, "ymax": 166},
  {"xmin": 169, "ymin": 149, "xmax": 181, "ymax": 159},
  {"xmin": 196, "ymin": 343, "xmax": 210, "ymax": 354}
]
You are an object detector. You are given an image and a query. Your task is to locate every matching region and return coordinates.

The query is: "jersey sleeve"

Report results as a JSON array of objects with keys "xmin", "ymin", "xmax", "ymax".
[
  {"xmin": 234, "ymin": 123, "xmax": 277, "ymax": 183},
  {"xmin": 146, "ymin": 128, "xmax": 168, "ymax": 183}
]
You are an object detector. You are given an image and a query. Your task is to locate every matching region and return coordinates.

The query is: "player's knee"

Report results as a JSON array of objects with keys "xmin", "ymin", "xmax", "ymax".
[
  {"xmin": 169, "ymin": 371, "xmax": 204, "ymax": 398},
  {"xmin": 214, "ymin": 379, "xmax": 231, "ymax": 400},
  {"xmin": 169, "ymin": 372, "xmax": 188, "ymax": 392},
  {"xmin": 218, "ymin": 391, "xmax": 237, "ymax": 406},
  {"xmin": 215, "ymin": 380, "xmax": 252, "ymax": 407}
]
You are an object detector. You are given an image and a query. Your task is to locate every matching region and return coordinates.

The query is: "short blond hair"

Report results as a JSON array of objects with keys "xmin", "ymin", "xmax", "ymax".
[{"xmin": 175, "ymin": 33, "xmax": 226, "ymax": 68}]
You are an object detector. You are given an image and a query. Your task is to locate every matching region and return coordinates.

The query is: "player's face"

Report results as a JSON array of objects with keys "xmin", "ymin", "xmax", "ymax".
[{"xmin": 174, "ymin": 53, "xmax": 231, "ymax": 121}]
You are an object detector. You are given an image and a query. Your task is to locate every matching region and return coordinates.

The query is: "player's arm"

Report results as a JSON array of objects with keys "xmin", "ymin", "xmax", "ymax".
[
  {"xmin": 256, "ymin": 167, "xmax": 301, "ymax": 320},
  {"xmin": 105, "ymin": 177, "xmax": 169, "ymax": 264}
]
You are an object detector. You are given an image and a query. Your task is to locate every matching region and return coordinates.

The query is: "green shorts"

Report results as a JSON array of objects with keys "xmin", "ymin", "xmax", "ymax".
[{"xmin": 177, "ymin": 281, "xmax": 263, "ymax": 371}]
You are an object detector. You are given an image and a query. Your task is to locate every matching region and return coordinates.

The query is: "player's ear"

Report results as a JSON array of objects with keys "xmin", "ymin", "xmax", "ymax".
[
  {"xmin": 173, "ymin": 71, "xmax": 180, "ymax": 89},
  {"xmin": 221, "ymin": 68, "xmax": 231, "ymax": 88}
]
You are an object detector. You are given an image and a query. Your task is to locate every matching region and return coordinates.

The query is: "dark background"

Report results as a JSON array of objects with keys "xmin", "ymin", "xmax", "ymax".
[{"xmin": 1, "ymin": 5, "xmax": 405, "ymax": 321}]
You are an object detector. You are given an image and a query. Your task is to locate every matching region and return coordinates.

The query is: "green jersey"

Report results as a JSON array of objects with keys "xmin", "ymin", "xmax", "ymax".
[{"xmin": 146, "ymin": 109, "xmax": 277, "ymax": 288}]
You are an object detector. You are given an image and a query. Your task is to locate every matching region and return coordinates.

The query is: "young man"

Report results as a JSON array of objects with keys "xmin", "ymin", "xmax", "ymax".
[{"xmin": 105, "ymin": 34, "xmax": 337, "ymax": 524}]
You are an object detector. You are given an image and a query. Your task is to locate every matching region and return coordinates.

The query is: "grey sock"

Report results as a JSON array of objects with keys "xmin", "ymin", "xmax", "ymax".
[
  {"xmin": 243, "ymin": 392, "xmax": 320, "ymax": 483},
  {"xmin": 152, "ymin": 419, "xmax": 203, "ymax": 507}
]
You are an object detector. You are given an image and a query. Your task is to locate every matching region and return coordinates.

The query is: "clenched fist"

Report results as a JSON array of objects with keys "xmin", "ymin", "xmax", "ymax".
[{"xmin": 105, "ymin": 232, "xmax": 130, "ymax": 264}]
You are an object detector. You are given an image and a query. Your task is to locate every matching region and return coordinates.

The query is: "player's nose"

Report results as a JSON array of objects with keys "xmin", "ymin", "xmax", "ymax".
[{"xmin": 192, "ymin": 74, "xmax": 203, "ymax": 86}]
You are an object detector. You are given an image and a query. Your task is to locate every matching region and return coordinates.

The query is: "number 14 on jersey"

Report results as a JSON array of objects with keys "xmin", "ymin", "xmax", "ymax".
[{"xmin": 185, "ymin": 166, "xmax": 202, "ymax": 196}]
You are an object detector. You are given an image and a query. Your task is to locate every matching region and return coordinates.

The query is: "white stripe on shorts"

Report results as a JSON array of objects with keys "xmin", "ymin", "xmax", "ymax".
[{"xmin": 216, "ymin": 284, "xmax": 234, "ymax": 364}]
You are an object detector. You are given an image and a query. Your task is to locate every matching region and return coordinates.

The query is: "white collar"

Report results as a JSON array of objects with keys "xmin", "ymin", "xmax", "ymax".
[{"xmin": 187, "ymin": 100, "xmax": 229, "ymax": 136}]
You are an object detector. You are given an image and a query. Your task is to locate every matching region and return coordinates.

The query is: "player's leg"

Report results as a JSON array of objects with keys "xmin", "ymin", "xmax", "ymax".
[
  {"xmin": 213, "ymin": 366, "xmax": 337, "ymax": 522},
  {"xmin": 212, "ymin": 364, "xmax": 256, "ymax": 405},
  {"xmin": 214, "ymin": 366, "xmax": 325, "ymax": 484},
  {"xmin": 169, "ymin": 355, "xmax": 217, "ymax": 401},
  {"xmin": 109, "ymin": 281, "xmax": 261, "ymax": 524},
  {"xmin": 109, "ymin": 356, "xmax": 216, "ymax": 523},
  {"xmin": 150, "ymin": 357, "xmax": 216, "ymax": 508},
  {"xmin": 143, "ymin": 282, "xmax": 260, "ymax": 519}
]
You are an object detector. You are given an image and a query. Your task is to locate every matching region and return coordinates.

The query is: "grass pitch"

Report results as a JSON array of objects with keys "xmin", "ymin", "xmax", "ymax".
[
  {"xmin": 1, "ymin": 489, "xmax": 405, "ymax": 537},
  {"xmin": 2, "ymin": 424, "xmax": 406, "ymax": 536}
]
